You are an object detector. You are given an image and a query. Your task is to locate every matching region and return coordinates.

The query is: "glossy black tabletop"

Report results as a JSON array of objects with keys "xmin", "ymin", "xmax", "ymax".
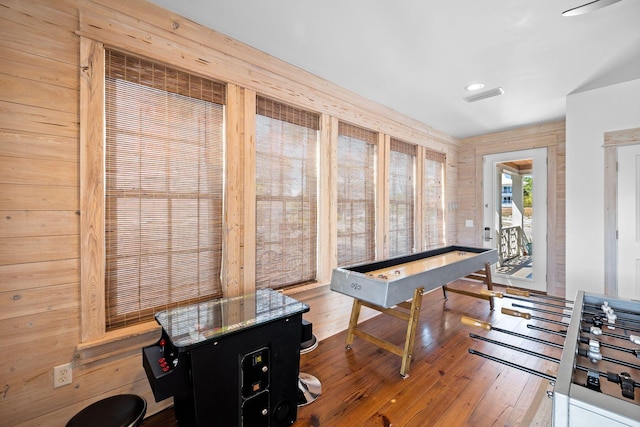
[{"xmin": 155, "ymin": 288, "xmax": 309, "ymax": 348}]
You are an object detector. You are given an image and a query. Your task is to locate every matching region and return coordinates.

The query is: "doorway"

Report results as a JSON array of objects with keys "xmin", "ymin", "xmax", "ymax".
[
  {"xmin": 483, "ymin": 148, "xmax": 547, "ymax": 292},
  {"xmin": 617, "ymin": 143, "xmax": 640, "ymax": 300}
]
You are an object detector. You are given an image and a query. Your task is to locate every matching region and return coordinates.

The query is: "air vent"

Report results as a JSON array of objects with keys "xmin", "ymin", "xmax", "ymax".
[{"xmin": 463, "ymin": 87, "xmax": 505, "ymax": 103}]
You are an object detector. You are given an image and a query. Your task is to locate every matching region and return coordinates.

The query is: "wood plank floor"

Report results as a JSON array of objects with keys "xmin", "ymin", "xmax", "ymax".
[{"xmin": 142, "ymin": 280, "xmax": 565, "ymax": 426}]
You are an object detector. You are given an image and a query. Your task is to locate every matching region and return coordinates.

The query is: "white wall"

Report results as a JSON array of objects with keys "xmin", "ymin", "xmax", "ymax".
[{"xmin": 565, "ymin": 78, "xmax": 640, "ymax": 300}]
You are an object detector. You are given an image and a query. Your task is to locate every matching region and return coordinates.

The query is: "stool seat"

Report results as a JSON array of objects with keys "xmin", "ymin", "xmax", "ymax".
[
  {"xmin": 300, "ymin": 333, "xmax": 318, "ymax": 354},
  {"xmin": 66, "ymin": 394, "xmax": 147, "ymax": 427}
]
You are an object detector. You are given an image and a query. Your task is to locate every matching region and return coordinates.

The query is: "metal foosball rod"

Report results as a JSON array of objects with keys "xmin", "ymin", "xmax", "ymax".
[
  {"xmin": 527, "ymin": 324, "xmax": 640, "ymax": 367},
  {"xmin": 501, "ymin": 307, "xmax": 639, "ymax": 346},
  {"xmin": 582, "ymin": 324, "xmax": 640, "ymax": 345},
  {"xmin": 582, "ymin": 307, "xmax": 640, "ymax": 324},
  {"xmin": 585, "ymin": 315, "xmax": 640, "ymax": 334},
  {"xmin": 467, "ymin": 336, "xmax": 640, "ymax": 399},
  {"xmin": 480, "ymin": 289, "xmax": 572, "ymax": 310},
  {"xmin": 460, "ymin": 316, "xmax": 563, "ymax": 348},
  {"xmin": 580, "ymin": 313, "xmax": 640, "ymax": 343},
  {"xmin": 464, "ymin": 318, "xmax": 640, "ymax": 400},
  {"xmin": 511, "ymin": 303, "xmax": 569, "ymax": 317},
  {"xmin": 527, "ymin": 325, "xmax": 640, "ymax": 357},
  {"xmin": 469, "ymin": 333, "xmax": 562, "ymax": 363},
  {"xmin": 463, "ymin": 316, "xmax": 640, "ymax": 370},
  {"xmin": 583, "ymin": 301, "xmax": 640, "ymax": 317},
  {"xmin": 583, "ymin": 313, "xmax": 640, "ymax": 333},
  {"xmin": 510, "ymin": 302, "xmax": 640, "ymax": 335},
  {"xmin": 504, "ymin": 287, "xmax": 574, "ymax": 305},
  {"xmin": 501, "ymin": 307, "xmax": 569, "ymax": 327},
  {"xmin": 464, "ymin": 316, "xmax": 640, "ymax": 369},
  {"xmin": 467, "ymin": 348, "xmax": 557, "ymax": 381},
  {"xmin": 582, "ymin": 300, "xmax": 640, "ymax": 330}
]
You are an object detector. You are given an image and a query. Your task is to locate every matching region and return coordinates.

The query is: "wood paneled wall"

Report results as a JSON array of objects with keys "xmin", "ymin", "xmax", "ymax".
[
  {"xmin": 0, "ymin": 0, "xmax": 462, "ymax": 424},
  {"xmin": 458, "ymin": 121, "xmax": 566, "ymax": 298}
]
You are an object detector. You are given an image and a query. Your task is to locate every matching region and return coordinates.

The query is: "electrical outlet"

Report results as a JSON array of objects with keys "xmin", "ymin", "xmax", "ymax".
[{"xmin": 53, "ymin": 363, "xmax": 72, "ymax": 388}]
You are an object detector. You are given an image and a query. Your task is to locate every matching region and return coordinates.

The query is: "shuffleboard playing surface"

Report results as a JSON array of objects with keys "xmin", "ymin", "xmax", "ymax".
[{"xmin": 330, "ymin": 245, "xmax": 498, "ymax": 308}]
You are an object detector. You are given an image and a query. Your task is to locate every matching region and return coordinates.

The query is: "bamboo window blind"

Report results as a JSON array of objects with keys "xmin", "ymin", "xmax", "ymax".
[
  {"xmin": 423, "ymin": 150, "xmax": 446, "ymax": 250},
  {"xmin": 104, "ymin": 49, "xmax": 225, "ymax": 330},
  {"xmin": 255, "ymin": 96, "xmax": 319, "ymax": 289},
  {"xmin": 337, "ymin": 122, "xmax": 377, "ymax": 266},
  {"xmin": 389, "ymin": 138, "xmax": 416, "ymax": 257}
]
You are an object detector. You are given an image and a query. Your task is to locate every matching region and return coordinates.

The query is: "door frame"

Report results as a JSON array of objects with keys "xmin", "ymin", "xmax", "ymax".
[
  {"xmin": 483, "ymin": 148, "xmax": 547, "ymax": 291},
  {"xmin": 472, "ymin": 133, "xmax": 559, "ymax": 297},
  {"xmin": 604, "ymin": 127, "xmax": 640, "ymax": 296}
]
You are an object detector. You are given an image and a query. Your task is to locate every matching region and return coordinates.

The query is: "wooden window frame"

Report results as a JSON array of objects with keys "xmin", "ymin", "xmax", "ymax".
[
  {"xmin": 103, "ymin": 49, "xmax": 225, "ymax": 330},
  {"xmin": 78, "ymin": 37, "xmax": 230, "ymax": 359}
]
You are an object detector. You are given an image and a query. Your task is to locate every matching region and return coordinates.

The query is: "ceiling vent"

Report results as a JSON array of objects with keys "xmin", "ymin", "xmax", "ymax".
[{"xmin": 463, "ymin": 87, "xmax": 505, "ymax": 103}]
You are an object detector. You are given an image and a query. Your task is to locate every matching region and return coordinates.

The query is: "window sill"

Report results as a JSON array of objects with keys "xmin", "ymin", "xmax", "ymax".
[
  {"xmin": 76, "ymin": 321, "xmax": 162, "ymax": 364},
  {"xmin": 283, "ymin": 280, "xmax": 329, "ymax": 295}
]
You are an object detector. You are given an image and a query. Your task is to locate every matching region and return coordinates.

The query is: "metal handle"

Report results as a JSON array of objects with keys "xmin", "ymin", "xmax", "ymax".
[{"xmin": 484, "ymin": 227, "xmax": 492, "ymax": 241}]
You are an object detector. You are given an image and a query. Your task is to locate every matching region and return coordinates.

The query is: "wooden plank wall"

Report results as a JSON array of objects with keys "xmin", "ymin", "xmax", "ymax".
[
  {"xmin": 457, "ymin": 121, "xmax": 566, "ymax": 298},
  {"xmin": 0, "ymin": 0, "xmax": 465, "ymax": 424}
]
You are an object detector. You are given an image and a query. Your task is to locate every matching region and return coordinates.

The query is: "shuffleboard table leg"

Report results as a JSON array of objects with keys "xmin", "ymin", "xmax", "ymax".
[
  {"xmin": 484, "ymin": 262, "xmax": 495, "ymax": 311},
  {"xmin": 345, "ymin": 299, "xmax": 362, "ymax": 350},
  {"xmin": 400, "ymin": 287, "xmax": 425, "ymax": 378}
]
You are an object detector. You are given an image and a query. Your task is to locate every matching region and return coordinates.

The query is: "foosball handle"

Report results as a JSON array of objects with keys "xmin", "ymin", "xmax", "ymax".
[
  {"xmin": 501, "ymin": 308, "xmax": 532, "ymax": 320},
  {"xmin": 506, "ymin": 288, "xmax": 530, "ymax": 297},
  {"xmin": 461, "ymin": 316, "xmax": 492, "ymax": 331},
  {"xmin": 480, "ymin": 289, "xmax": 504, "ymax": 298}
]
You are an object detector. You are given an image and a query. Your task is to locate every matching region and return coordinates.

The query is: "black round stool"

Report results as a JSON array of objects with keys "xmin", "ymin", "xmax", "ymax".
[
  {"xmin": 298, "ymin": 333, "xmax": 322, "ymax": 406},
  {"xmin": 66, "ymin": 394, "xmax": 147, "ymax": 427}
]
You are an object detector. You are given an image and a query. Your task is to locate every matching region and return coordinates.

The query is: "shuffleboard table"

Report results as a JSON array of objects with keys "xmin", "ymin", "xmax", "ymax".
[{"xmin": 330, "ymin": 245, "xmax": 498, "ymax": 377}]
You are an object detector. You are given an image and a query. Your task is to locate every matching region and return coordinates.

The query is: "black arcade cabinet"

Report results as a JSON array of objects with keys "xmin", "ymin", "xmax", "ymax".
[{"xmin": 142, "ymin": 289, "xmax": 309, "ymax": 426}]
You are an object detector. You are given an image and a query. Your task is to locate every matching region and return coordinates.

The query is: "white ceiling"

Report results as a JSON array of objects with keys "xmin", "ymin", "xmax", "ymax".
[{"xmin": 147, "ymin": 0, "xmax": 640, "ymax": 139}]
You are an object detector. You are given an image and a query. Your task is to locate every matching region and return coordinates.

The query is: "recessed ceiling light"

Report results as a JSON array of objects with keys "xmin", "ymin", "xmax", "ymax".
[{"xmin": 465, "ymin": 83, "xmax": 485, "ymax": 91}]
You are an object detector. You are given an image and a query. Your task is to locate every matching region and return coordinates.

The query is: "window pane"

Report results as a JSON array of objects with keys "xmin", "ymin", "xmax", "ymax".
[
  {"xmin": 337, "ymin": 122, "xmax": 376, "ymax": 266},
  {"xmin": 255, "ymin": 97, "xmax": 319, "ymax": 289},
  {"xmin": 423, "ymin": 151, "xmax": 446, "ymax": 249},
  {"xmin": 389, "ymin": 139, "xmax": 415, "ymax": 257}
]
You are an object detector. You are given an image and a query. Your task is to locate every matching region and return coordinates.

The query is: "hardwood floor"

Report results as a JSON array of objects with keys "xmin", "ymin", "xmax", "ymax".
[{"xmin": 142, "ymin": 280, "xmax": 564, "ymax": 426}]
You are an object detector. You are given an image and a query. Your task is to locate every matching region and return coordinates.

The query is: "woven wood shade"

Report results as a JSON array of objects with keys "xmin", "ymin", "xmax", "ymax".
[
  {"xmin": 423, "ymin": 150, "xmax": 446, "ymax": 249},
  {"xmin": 389, "ymin": 138, "xmax": 416, "ymax": 257},
  {"xmin": 255, "ymin": 97, "xmax": 319, "ymax": 289},
  {"xmin": 337, "ymin": 122, "xmax": 377, "ymax": 266},
  {"xmin": 104, "ymin": 50, "xmax": 225, "ymax": 330}
]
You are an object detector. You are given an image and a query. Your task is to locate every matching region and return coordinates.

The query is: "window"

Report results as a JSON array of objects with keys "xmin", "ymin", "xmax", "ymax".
[
  {"xmin": 104, "ymin": 50, "xmax": 225, "ymax": 330},
  {"xmin": 337, "ymin": 122, "xmax": 377, "ymax": 266},
  {"xmin": 255, "ymin": 97, "xmax": 319, "ymax": 289},
  {"xmin": 422, "ymin": 150, "xmax": 446, "ymax": 250},
  {"xmin": 389, "ymin": 139, "xmax": 416, "ymax": 257}
]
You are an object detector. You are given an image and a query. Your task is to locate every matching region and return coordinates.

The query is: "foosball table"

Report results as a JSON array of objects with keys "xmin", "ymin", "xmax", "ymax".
[
  {"xmin": 465, "ymin": 289, "xmax": 640, "ymax": 426},
  {"xmin": 553, "ymin": 291, "xmax": 640, "ymax": 425}
]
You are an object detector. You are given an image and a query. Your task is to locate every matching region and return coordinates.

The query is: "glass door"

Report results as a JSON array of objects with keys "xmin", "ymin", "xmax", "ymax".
[{"xmin": 483, "ymin": 148, "xmax": 547, "ymax": 292}]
